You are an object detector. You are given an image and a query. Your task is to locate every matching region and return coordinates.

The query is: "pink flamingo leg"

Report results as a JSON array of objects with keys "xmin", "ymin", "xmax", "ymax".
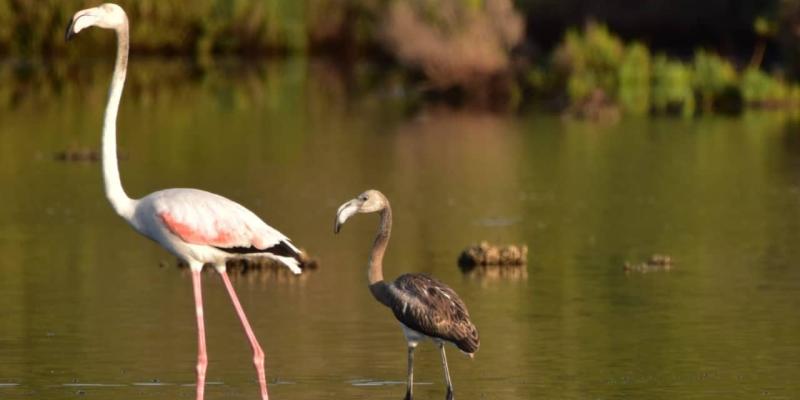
[
  {"xmin": 191, "ymin": 269, "xmax": 208, "ymax": 400},
  {"xmin": 219, "ymin": 270, "xmax": 269, "ymax": 400}
]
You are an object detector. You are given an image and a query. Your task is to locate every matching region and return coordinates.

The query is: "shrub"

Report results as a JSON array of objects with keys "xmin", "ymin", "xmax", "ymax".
[
  {"xmin": 692, "ymin": 49, "xmax": 738, "ymax": 111},
  {"xmin": 741, "ymin": 67, "xmax": 800, "ymax": 107},
  {"xmin": 652, "ymin": 54, "xmax": 695, "ymax": 116},
  {"xmin": 618, "ymin": 42, "xmax": 650, "ymax": 114},
  {"xmin": 553, "ymin": 22, "xmax": 624, "ymax": 103},
  {"xmin": 381, "ymin": 0, "xmax": 524, "ymax": 91}
]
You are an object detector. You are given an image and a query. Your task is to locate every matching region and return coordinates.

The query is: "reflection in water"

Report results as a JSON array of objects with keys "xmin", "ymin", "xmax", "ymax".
[
  {"xmin": 348, "ymin": 379, "xmax": 426, "ymax": 386},
  {"xmin": 461, "ymin": 264, "xmax": 529, "ymax": 282},
  {"xmin": 1, "ymin": 58, "xmax": 800, "ymax": 399}
]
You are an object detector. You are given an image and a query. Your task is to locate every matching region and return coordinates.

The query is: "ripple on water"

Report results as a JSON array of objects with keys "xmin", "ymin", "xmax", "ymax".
[
  {"xmin": 348, "ymin": 379, "xmax": 431, "ymax": 387},
  {"xmin": 132, "ymin": 382, "xmax": 174, "ymax": 386},
  {"xmin": 61, "ymin": 383, "xmax": 127, "ymax": 387},
  {"xmin": 178, "ymin": 381, "xmax": 224, "ymax": 387}
]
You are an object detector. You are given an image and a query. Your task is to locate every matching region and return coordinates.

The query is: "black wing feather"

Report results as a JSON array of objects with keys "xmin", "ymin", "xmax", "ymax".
[
  {"xmin": 214, "ymin": 240, "xmax": 301, "ymax": 261},
  {"xmin": 388, "ymin": 273, "xmax": 480, "ymax": 354}
]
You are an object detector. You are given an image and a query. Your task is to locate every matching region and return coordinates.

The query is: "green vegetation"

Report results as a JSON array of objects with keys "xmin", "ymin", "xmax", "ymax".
[
  {"xmin": 554, "ymin": 23, "xmax": 624, "ymax": 103},
  {"xmin": 618, "ymin": 43, "xmax": 650, "ymax": 115},
  {"xmin": 741, "ymin": 67, "xmax": 800, "ymax": 107},
  {"xmin": 651, "ymin": 55, "xmax": 694, "ymax": 116},
  {"xmin": 0, "ymin": 0, "xmax": 376, "ymax": 56},
  {"xmin": 536, "ymin": 22, "xmax": 800, "ymax": 118},
  {"xmin": 692, "ymin": 50, "xmax": 737, "ymax": 112}
]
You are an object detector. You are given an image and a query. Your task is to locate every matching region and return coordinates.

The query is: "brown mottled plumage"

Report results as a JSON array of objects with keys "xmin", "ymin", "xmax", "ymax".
[
  {"xmin": 336, "ymin": 189, "xmax": 478, "ymax": 400},
  {"xmin": 388, "ymin": 274, "xmax": 479, "ymax": 353}
]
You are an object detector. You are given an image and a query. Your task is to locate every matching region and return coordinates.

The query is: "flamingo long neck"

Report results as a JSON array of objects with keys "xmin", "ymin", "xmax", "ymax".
[
  {"xmin": 103, "ymin": 20, "xmax": 134, "ymax": 219},
  {"xmin": 368, "ymin": 202, "xmax": 392, "ymax": 286}
]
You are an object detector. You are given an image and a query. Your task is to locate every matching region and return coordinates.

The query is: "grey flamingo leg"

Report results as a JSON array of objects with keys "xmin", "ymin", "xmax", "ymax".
[
  {"xmin": 405, "ymin": 345, "xmax": 415, "ymax": 400},
  {"xmin": 191, "ymin": 269, "xmax": 208, "ymax": 400},
  {"xmin": 219, "ymin": 270, "xmax": 269, "ymax": 400},
  {"xmin": 438, "ymin": 342, "xmax": 454, "ymax": 399}
]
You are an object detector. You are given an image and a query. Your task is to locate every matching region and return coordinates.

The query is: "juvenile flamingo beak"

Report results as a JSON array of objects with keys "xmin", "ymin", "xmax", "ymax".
[
  {"xmin": 334, "ymin": 199, "xmax": 360, "ymax": 233},
  {"xmin": 65, "ymin": 8, "xmax": 98, "ymax": 41},
  {"xmin": 65, "ymin": 17, "xmax": 77, "ymax": 41}
]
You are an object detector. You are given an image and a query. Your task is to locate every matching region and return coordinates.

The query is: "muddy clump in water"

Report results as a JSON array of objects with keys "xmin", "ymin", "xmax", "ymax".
[
  {"xmin": 458, "ymin": 241, "xmax": 527, "ymax": 269},
  {"xmin": 623, "ymin": 254, "xmax": 673, "ymax": 273}
]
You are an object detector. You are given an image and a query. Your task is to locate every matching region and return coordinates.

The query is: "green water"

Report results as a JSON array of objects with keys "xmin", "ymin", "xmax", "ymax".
[{"xmin": 1, "ymin": 58, "xmax": 800, "ymax": 399}]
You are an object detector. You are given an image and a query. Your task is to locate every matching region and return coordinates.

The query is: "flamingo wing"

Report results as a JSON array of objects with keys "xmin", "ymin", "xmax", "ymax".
[
  {"xmin": 389, "ymin": 273, "xmax": 480, "ymax": 354},
  {"xmin": 153, "ymin": 188, "xmax": 299, "ymax": 254}
]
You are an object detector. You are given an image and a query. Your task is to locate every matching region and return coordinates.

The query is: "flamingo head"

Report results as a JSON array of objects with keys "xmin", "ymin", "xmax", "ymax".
[
  {"xmin": 66, "ymin": 3, "xmax": 128, "ymax": 41},
  {"xmin": 334, "ymin": 189, "xmax": 388, "ymax": 233}
]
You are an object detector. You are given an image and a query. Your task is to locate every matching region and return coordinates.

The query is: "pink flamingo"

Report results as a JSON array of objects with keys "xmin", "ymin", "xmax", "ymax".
[{"xmin": 65, "ymin": 4, "xmax": 301, "ymax": 400}]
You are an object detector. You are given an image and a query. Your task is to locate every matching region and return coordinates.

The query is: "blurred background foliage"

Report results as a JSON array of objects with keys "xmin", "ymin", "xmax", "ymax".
[
  {"xmin": 533, "ymin": 21, "xmax": 800, "ymax": 118},
  {"xmin": 4, "ymin": 0, "xmax": 800, "ymax": 115}
]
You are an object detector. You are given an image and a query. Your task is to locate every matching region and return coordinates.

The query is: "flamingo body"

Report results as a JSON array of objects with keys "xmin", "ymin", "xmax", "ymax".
[{"xmin": 131, "ymin": 188, "xmax": 301, "ymax": 273}]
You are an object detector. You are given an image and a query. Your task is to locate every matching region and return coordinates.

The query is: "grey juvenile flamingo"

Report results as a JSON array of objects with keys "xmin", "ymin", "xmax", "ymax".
[
  {"xmin": 335, "ymin": 190, "xmax": 479, "ymax": 400},
  {"xmin": 65, "ymin": 4, "xmax": 302, "ymax": 400}
]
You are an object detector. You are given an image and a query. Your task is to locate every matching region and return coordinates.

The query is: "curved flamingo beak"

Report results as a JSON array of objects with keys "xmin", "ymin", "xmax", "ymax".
[
  {"xmin": 334, "ymin": 199, "xmax": 361, "ymax": 234},
  {"xmin": 65, "ymin": 8, "xmax": 99, "ymax": 41}
]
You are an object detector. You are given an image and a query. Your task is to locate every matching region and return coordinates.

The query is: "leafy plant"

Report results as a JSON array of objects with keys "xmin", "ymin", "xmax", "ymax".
[
  {"xmin": 692, "ymin": 49, "xmax": 737, "ymax": 112},
  {"xmin": 652, "ymin": 54, "xmax": 695, "ymax": 117},
  {"xmin": 554, "ymin": 22, "xmax": 624, "ymax": 103},
  {"xmin": 618, "ymin": 42, "xmax": 650, "ymax": 114}
]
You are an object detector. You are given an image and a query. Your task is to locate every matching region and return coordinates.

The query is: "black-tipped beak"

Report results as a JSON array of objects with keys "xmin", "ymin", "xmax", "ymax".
[
  {"xmin": 65, "ymin": 9, "xmax": 96, "ymax": 41},
  {"xmin": 65, "ymin": 18, "xmax": 77, "ymax": 41},
  {"xmin": 334, "ymin": 199, "xmax": 360, "ymax": 234}
]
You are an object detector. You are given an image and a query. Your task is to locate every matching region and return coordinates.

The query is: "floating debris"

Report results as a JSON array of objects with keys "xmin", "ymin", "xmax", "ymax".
[
  {"xmin": 54, "ymin": 148, "xmax": 128, "ymax": 162},
  {"xmin": 458, "ymin": 241, "xmax": 527, "ymax": 269},
  {"xmin": 623, "ymin": 254, "xmax": 673, "ymax": 273},
  {"xmin": 54, "ymin": 148, "xmax": 99, "ymax": 162}
]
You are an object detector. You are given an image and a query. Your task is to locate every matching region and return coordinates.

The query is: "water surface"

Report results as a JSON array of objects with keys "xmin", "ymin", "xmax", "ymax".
[{"xmin": 1, "ymin": 58, "xmax": 799, "ymax": 399}]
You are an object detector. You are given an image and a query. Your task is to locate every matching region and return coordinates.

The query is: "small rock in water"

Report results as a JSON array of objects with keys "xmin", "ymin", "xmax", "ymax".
[
  {"xmin": 623, "ymin": 254, "xmax": 673, "ymax": 273},
  {"xmin": 458, "ymin": 241, "xmax": 528, "ymax": 269}
]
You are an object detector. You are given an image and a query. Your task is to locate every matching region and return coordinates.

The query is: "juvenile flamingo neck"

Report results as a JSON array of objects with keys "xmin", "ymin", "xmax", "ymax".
[
  {"xmin": 103, "ymin": 21, "xmax": 134, "ymax": 219},
  {"xmin": 368, "ymin": 203, "xmax": 392, "ymax": 285}
]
